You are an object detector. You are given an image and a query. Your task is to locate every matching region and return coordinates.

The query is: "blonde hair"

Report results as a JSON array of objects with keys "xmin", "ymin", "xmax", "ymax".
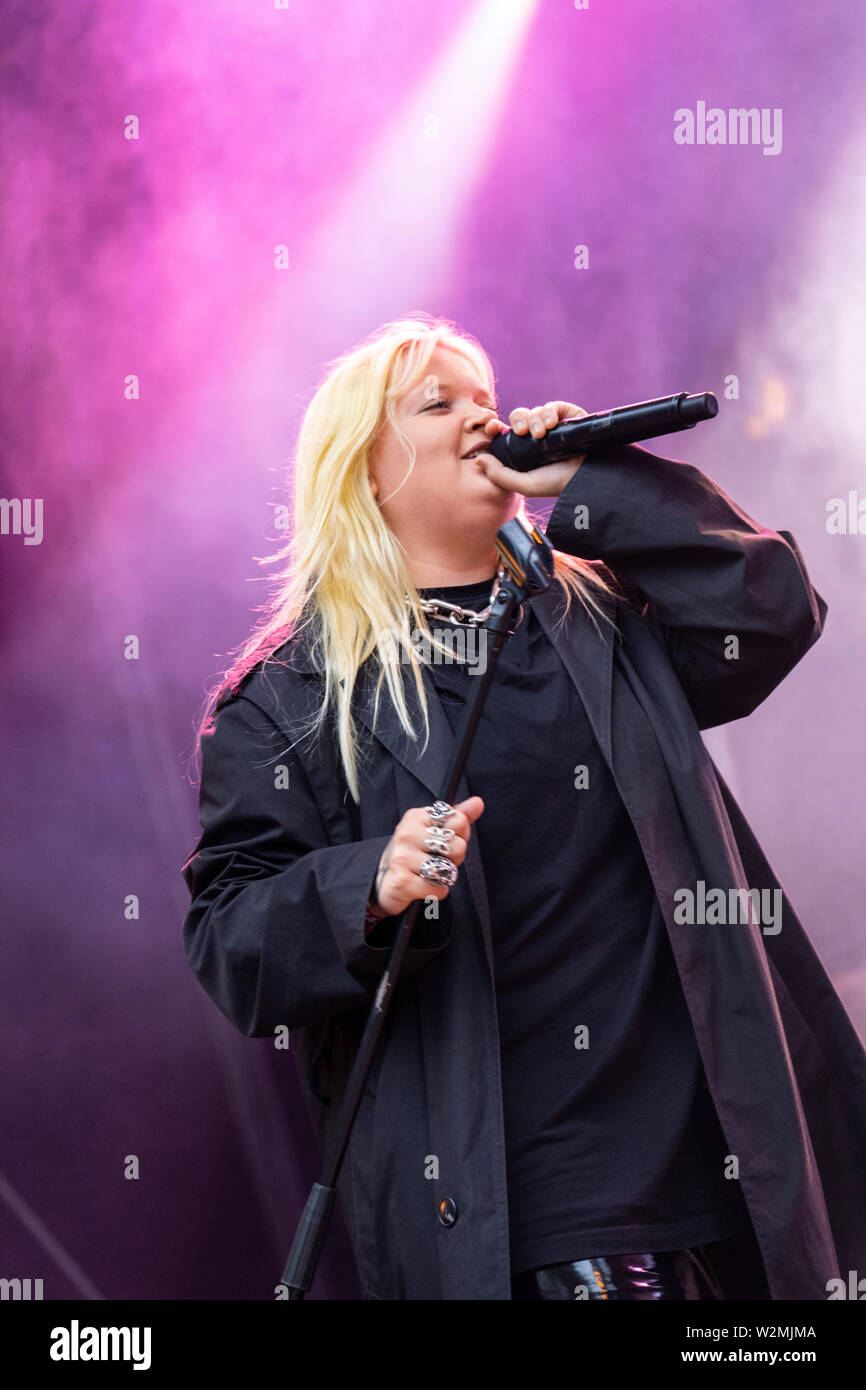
[{"xmin": 192, "ymin": 313, "xmax": 620, "ymax": 803}]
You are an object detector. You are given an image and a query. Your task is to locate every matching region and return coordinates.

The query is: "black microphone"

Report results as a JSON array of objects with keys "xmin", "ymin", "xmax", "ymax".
[{"xmin": 487, "ymin": 391, "xmax": 718, "ymax": 473}]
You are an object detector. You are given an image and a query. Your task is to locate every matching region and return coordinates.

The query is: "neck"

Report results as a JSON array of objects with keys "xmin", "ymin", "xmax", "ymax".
[{"xmin": 409, "ymin": 553, "xmax": 499, "ymax": 590}]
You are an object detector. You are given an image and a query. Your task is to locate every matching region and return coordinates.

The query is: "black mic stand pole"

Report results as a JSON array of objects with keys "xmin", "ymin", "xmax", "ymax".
[{"xmin": 280, "ymin": 516, "xmax": 556, "ymax": 1299}]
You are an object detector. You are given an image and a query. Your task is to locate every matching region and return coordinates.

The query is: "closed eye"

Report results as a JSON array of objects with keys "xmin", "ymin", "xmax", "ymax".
[{"xmin": 421, "ymin": 397, "xmax": 497, "ymax": 413}]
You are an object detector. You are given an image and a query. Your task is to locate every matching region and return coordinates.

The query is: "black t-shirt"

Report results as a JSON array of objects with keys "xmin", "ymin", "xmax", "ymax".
[{"xmin": 416, "ymin": 575, "xmax": 750, "ymax": 1276}]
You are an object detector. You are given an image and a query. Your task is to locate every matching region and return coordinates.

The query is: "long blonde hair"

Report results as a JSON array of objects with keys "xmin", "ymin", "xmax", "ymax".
[{"xmin": 192, "ymin": 314, "xmax": 620, "ymax": 803}]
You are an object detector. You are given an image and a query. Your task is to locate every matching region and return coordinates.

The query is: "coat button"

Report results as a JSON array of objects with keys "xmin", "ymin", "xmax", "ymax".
[{"xmin": 438, "ymin": 1197, "xmax": 458, "ymax": 1227}]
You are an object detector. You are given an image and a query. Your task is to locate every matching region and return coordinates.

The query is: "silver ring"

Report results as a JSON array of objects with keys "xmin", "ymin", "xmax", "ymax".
[
  {"xmin": 419, "ymin": 855, "xmax": 458, "ymax": 887},
  {"xmin": 423, "ymin": 826, "xmax": 455, "ymax": 853},
  {"xmin": 425, "ymin": 800, "xmax": 455, "ymax": 826}
]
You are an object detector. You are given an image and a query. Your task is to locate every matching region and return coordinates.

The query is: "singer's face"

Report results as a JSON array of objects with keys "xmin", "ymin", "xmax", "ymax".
[{"xmin": 368, "ymin": 347, "xmax": 519, "ymax": 581}]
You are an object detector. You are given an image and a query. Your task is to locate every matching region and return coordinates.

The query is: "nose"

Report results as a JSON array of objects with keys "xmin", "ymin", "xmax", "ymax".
[{"xmin": 464, "ymin": 403, "xmax": 497, "ymax": 436}]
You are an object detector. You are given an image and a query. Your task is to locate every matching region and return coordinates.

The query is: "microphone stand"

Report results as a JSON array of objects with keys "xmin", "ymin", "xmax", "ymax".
[{"xmin": 280, "ymin": 515, "xmax": 556, "ymax": 1299}]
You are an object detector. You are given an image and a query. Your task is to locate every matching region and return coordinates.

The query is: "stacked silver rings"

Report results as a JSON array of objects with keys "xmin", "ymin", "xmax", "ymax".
[{"xmin": 419, "ymin": 800, "xmax": 459, "ymax": 887}]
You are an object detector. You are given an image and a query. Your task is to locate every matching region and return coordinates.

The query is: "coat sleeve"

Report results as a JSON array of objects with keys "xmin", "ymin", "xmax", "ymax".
[
  {"xmin": 181, "ymin": 692, "xmax": 453, "ymax": 1037},
  {"xmin": 544, "ymin": 442, "xmax": 828, "ymax": 729}
]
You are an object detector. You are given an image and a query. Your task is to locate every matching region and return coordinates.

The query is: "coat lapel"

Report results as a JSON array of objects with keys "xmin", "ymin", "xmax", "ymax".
[{"xmin": 531, "ymin": 581, "xmax": 616, "ymax": 768}]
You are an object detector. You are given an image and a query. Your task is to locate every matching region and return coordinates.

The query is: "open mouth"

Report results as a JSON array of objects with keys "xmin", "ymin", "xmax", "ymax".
[{"xmin": 462, "ymin": 443, "xmax": 493, "ymax": 460}]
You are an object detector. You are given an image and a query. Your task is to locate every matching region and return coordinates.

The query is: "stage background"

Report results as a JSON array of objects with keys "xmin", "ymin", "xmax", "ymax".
[{"xmin": 1, "ymin": 0, "xmax": 864, "ymax": 1300}]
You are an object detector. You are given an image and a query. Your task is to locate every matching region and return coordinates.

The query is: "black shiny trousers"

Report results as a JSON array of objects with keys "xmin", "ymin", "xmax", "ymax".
[{"xmin": 511, "ymin": 1225, "xmax": 771, "ymax": 1300}]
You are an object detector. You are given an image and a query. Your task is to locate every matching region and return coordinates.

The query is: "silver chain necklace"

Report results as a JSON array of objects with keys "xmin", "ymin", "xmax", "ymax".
[{"xmin": 410, "ymin": 566, "xmax": 511, "ymax": 628}]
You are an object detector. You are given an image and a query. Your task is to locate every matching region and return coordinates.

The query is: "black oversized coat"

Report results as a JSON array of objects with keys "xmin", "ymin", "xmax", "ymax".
[{"xmin": 181, "ymin": 442, "xmax": 866, "ymax": 1300}]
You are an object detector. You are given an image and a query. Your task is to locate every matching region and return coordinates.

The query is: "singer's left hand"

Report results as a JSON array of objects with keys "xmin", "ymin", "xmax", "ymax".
[{"xmin": 479, "ymin": 401, "xmax": 589, "ymax": 497}]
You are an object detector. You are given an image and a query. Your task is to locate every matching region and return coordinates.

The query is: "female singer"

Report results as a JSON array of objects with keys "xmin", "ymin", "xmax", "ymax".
[{"xmin": 182, "ymin": 314, "xmax": 866, "ymax": 1300}]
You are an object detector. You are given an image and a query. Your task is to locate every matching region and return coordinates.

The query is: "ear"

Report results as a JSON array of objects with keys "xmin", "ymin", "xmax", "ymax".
[{"xmin": 368, "ymin": 472, "xmax": 379, "ymax": 499}]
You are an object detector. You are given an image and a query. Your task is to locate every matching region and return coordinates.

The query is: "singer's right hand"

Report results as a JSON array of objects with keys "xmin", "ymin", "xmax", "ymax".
[
  {"xmin": 369, "ymin": 796, "xmax": 484, "ymax": 919},
  {"xmin": 479, "ymin": 401, "xmax": 589, "ymax": 497}
]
